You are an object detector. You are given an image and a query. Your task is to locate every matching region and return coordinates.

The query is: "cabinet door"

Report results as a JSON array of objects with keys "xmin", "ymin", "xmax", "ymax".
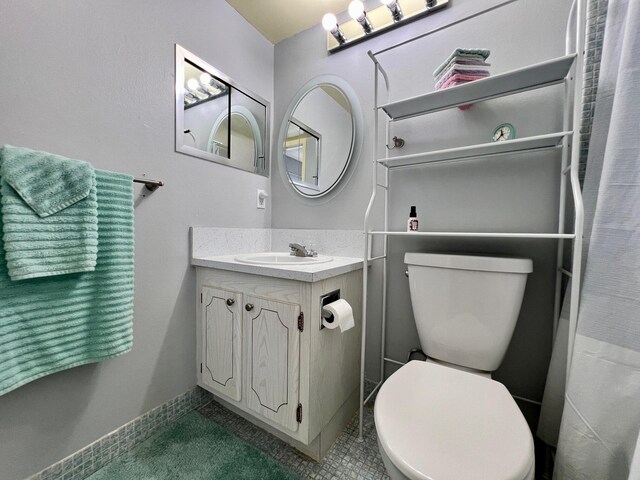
[
  {"xmin": 201, "ymin": 286, "xmax": 242, "ymax": 401},
  {"xmin": 244, "ymin": 295, "xmax": 301, "ymax": 433}
]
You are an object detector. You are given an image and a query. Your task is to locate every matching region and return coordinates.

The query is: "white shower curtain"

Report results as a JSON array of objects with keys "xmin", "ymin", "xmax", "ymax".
[{"xmin": 543, "ymin": 0, "xmax": 640, "ymax": 478}]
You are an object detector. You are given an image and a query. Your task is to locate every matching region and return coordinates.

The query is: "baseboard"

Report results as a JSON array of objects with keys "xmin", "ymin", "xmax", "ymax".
[{"xmin": 28, "ymin": 386, "xmax": 213, "ymax": 480}]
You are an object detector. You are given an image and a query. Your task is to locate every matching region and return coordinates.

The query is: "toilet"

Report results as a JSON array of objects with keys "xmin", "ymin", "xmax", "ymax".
[{"xmin": 375, "ymin": 253, "xmax": 535, "ymax": 480}]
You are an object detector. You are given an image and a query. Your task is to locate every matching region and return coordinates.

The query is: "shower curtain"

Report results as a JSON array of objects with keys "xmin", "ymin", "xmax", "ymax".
[{"xmin": 539, "ymin": 0, "xmax": 640, "ymax": 478}]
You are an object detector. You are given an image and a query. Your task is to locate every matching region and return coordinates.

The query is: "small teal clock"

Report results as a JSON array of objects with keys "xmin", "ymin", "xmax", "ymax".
[{"xmin": 492, "ymin": 123, "xmax": 516, "ymax": 142}]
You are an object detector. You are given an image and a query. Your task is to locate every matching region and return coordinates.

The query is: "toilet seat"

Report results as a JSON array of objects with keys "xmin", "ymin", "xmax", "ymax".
[{"xmin": 375, "ymin": 361, "xmax": 534, "ymax": 480}]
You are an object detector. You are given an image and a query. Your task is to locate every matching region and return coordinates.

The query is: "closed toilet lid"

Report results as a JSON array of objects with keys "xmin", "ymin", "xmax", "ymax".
[{"xmin": 375, "ymin": 361, "xmax": 534, "ymax": 480}]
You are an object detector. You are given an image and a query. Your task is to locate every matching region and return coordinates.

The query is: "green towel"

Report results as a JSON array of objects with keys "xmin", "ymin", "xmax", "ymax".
[
  {"xmin": 0, "ymin": 145, "xmax": 98, "ymax": 280},
  {"xmin": 0, "ymin": 169, "xmax": 134, "ymax": 396},
  {"xmin": 0, "ymin": 145, "xmax": 94, "ymax": 217}
]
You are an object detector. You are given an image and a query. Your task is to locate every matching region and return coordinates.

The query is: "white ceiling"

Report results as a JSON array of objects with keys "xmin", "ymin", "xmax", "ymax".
[{"xmin": 225, "ymin": 0, "xmax": 353, "ymax": 44}]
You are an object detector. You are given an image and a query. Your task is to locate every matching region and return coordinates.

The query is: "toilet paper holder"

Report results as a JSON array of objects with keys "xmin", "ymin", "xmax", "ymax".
[{"xmin": 320, "ymin": 289, "xmax": 340, "ymax": 330}]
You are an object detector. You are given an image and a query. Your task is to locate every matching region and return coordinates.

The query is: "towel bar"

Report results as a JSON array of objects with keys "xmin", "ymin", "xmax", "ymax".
[{"xmin": 133, "ymin": 177, "xmax": 164, "ymax": 191}]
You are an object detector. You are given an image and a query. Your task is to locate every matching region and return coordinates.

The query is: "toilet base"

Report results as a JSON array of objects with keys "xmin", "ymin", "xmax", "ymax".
[{"xmin": 377, "ymin": 435, "xmax": 409, "ymax": 480}]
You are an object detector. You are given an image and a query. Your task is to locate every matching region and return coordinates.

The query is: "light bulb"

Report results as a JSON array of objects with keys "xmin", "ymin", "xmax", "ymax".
[
  {"xmin": 348, "ymin": 0, "xmax": 365, "ymax": 20},
  {"xmin": 380, "ymin": 0, "xmax": 394, "ymax": 5},
  {"xmin": 322, "ymin": 13, "xmax": 337, "ymax": 32},
  {"xmin": 199, "ymin": 73, "xmax": 212, "ymax": 85},
  {"xmin": 187, "ymin": 78, "xmax": 199, "ymax": 90},
  {"xmin": 321, "ymin": 11, "xmax": 347, "ymax": 44}
]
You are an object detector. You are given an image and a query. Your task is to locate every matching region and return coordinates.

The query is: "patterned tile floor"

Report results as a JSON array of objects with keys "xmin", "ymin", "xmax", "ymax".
[{"xmin": 197, "ymin": 388, "xmax": 388, "ymax": 480}]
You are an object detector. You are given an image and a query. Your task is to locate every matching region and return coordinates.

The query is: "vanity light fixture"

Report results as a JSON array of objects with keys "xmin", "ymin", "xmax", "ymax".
[
  {"xmin": 322, "ymin": 13, "xmax": 347, "ymax": 45},
  {"xmin": 381, "ymin": 0, "xmax": 403, "ymax": 22},
  {"xmin": 322, "ymin": 0, "xmax": 449, "ymax": 54},
  {"xmin": 348, "ymin": 0, "xmax": 373, "ymax": 34}
]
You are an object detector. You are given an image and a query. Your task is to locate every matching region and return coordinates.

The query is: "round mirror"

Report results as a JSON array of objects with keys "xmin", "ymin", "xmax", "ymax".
[{"xmin": 278, "ymin": 76, "xmax": 362, "ymax": 199}]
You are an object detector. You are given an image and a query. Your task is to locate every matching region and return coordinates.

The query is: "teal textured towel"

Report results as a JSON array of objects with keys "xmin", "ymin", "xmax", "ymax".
[
  {"xmin": 0, "ymin": 145, "xmax": 94, "ymax": 217},
  {"xmin": 0, "ymin": 169, "xmax": 134, "ymax": 396},
  {"xmin": 0, "ymin": 145, "xmax": 98, "ymax": 280}
]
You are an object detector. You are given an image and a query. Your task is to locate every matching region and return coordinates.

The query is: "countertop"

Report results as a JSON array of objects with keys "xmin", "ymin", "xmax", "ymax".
[{"xmin": 191, "ymin": 253, "xmax": 364, "ymax": 282}]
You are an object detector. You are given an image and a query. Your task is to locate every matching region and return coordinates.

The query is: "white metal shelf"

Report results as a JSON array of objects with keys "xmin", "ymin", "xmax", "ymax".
[
  {"xmin": 368, "ymin": 231, "xmax": 576, "ymax": 239},
  {"xmin": 358, "ymin": 0, "xmax": 586, "ymax": 443},
  {"xmin": 379, "ymin": 54, "xmax": 576, "ymax": 120},
  {"xmin": 378, "ymin": 131, "xmax": 572, "ymax": 168}
]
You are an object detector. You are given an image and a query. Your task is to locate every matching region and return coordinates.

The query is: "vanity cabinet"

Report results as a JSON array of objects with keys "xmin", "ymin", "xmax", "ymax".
[{"xmin": 195, "ymin": 265, "xmax": 362, "ymax": 460}]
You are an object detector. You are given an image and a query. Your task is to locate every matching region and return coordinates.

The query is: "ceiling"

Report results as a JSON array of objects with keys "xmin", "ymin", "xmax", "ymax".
[{"xmin": 225, "ymin": 0, "xmax": 352, "ymax": 44}]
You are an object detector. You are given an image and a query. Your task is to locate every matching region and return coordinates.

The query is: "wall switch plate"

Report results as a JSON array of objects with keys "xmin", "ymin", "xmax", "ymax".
[{"xmin": 256, "ymin": 189, "xmax": 268, "ymax": 209}]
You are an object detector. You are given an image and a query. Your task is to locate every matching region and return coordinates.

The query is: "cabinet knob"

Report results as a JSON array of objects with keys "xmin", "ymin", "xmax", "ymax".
[
  {"xmin": 245, "ymin": 303, "xmax": 254, "ymax": 311},
  {"xmin": 226, "ymin": 298, "xmax": 235, "ymax": 306}
]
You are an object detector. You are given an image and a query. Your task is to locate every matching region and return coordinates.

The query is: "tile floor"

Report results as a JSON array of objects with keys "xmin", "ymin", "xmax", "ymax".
[{"xmin": 197, "ymin": 395, "xmax": 389, "ymax": 480}]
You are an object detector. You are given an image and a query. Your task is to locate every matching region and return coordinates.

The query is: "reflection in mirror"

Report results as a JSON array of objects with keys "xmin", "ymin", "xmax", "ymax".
[
  {"xmin": 280, "ymin": 82, "xmax": 358, "ymax": 198},
  {"xmin": 284, "ymin": 120, "xmax": 320, "ymax": 190},
  {"xmin": 175, "ymin": 45, "xmax": 269, "ymax": 176}
]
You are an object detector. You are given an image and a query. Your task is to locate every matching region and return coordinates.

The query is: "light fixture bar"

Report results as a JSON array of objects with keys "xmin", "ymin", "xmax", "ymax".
[
  {"xmin": 324, "ymin": 0, "xmax": 449, "ymax": 54},
  {"xmin": 382, "ymin": 0, "xmax": 404, "ymax": 22}
]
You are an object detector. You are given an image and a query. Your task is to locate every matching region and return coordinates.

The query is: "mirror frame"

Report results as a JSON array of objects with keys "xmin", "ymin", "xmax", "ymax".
[
  {"xmin": 175, "ymin": 44, "xmax": 270, "ymax": 176},
  {"xmin": 277, "ymin": 75, "xmax": 363, "ymax": 200}
]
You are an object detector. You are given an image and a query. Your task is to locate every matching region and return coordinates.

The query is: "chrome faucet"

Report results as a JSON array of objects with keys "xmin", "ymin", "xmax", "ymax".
[{"xmin": 289, "ymin": 243, "xmax": 317, "ymax": 257}]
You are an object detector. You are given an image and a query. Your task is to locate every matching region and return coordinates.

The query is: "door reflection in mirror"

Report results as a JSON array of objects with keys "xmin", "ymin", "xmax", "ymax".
[{"xmin": 284, "ymin": 120, "xmax": 321, "ymax": 190}]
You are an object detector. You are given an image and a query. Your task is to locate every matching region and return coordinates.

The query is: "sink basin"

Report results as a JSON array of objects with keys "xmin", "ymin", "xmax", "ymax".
[{"xmin": 235, "ymin": 252, "xmax": 333, "ymax": 266}]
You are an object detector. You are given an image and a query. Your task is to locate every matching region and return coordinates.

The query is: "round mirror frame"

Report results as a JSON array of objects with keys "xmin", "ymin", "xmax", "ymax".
[{"xmin": 277, "ymin": 75, "xmax": 363, "ymax": 201}]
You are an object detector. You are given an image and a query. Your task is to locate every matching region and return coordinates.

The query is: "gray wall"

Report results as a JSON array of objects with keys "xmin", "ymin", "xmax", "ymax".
[
  {"xmin": 271, "ymin": 0, "xmax": 572, "ymax": 409},
  {"xmin": 0, "ymin": 1, "xmax": 273, "ymax": 478}
]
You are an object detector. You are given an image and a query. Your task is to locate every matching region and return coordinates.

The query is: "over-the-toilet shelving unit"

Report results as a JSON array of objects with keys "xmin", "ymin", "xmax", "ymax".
[{"xmin": 358, "ymin": 0, "xmax": 586, "ymax": 440}]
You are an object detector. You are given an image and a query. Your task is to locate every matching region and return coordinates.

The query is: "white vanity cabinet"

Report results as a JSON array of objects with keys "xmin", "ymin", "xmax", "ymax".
[{"xmin": 195, "ymin": 263, "xmax": 362, "ymax": 460}]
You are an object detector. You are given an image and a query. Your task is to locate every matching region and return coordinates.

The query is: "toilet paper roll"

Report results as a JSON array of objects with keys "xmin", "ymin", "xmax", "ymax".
[{"xmin": 322, "ymin": 299, "xmax": 355, "ymax": 333}]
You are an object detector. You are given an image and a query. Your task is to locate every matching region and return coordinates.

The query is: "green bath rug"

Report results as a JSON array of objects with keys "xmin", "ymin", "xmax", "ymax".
[{"xmin": 88, "ymin": 411, "xmax": 299, "ymax": 480}]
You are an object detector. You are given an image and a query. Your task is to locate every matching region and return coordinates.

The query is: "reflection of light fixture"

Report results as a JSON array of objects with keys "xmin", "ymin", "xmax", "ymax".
[
  {"xmin": 381, "ymin": 0, "xmax": 403, "ymax": 22},
  {"xmin": 183, "ymin": 88, "xmax": 198, "ymax": 105},
  {"xmin": 348, "ymin": 0, "xmax": 372, "ymax": 34},
  {"xmin": 186, "ymin": 78, "xmax": 208, "ymax": 99},
  {"xmin": 321, "ymin": 0, "xmax": 449, "ymax": 53},
  {"xmin": 199, "ymin": 73, "xmax": 222, "ymax": 95},
  {"xmin": 186, "ymin": 78, "xmax": 199, "ymax": 91},
  {"xmin": 322, "ymin": 13, "xmax": 346, "ymax": 45}
]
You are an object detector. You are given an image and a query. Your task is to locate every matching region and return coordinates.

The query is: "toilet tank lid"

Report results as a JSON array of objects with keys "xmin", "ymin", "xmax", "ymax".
[{"xmin": 404, "ymin": 252, "xmax": 532, "ymax": 273}]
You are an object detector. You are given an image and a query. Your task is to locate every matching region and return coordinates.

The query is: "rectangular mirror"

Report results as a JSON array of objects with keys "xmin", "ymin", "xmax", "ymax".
[{"xmin": 175, "ymin": 45, "xmax": 269, "ymax": 176}]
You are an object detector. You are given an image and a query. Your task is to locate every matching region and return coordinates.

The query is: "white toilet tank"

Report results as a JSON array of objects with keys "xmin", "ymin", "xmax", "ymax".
[{"xmin": 405, "ymin": 253, "xmax": 532, "ymax": 372}]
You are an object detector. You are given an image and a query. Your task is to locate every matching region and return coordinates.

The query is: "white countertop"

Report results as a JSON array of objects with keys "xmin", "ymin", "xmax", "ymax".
[{"xmin": 191, "ymin": 253, "xmax": 364, "ymax": 282}]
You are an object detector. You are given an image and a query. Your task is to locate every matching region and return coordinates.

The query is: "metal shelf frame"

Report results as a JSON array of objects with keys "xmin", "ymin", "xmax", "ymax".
[{"xmin": 358, "ymin": 0, "xmax": 586, "ymax": 440}]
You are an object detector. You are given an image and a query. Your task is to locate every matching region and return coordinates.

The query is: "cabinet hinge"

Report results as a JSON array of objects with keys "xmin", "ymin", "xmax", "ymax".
[
  {"xmin": 200, "ymin": 363, "xmax": 203, "ymax": 373},
  {"xmin": 200, "ymin": 293, "xmax": 203, "ymax": 303},
  {"xmin": 296, "ymin": 403, "xmax": 303, "ymax": 423},
  {"xmin": 297, "ymin": 312, "xmax": 304, "ymax": 332}
]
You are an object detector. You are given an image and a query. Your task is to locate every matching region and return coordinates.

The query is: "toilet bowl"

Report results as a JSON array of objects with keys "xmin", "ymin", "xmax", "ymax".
[
  {"xmin": 375, "ymin": 361, "xmax": 534, "ymax": 480},
  {"xmin": 374, "ymin": 253, "xmax": 534, "ymax": 479}
]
